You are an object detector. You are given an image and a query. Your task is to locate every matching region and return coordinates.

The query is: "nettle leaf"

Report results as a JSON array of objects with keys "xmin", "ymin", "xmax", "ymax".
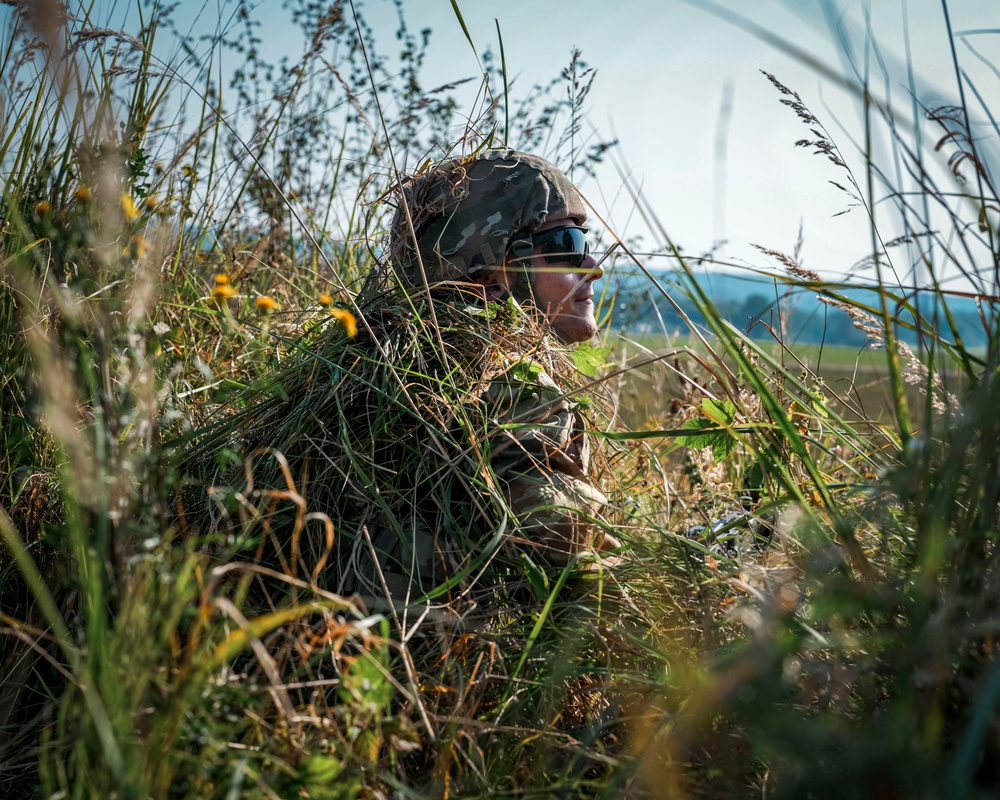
[
  {"xmin": 710, "ymin": 430, "xmax": 739, "ymax": 461},
  {"xmin": 679, "ymin": 417, "xmax": 721, "ymax": 450},
  {"xmin": 701, "ymin": 397, "xmax": 737, "ymax": 425},
  {"xmin": 572, "ymin": 345, "xmax": 611, "ymax": 377},
  {"xmin": 679, "ymin": 398, "xmax": 739, "ymax": 461}
]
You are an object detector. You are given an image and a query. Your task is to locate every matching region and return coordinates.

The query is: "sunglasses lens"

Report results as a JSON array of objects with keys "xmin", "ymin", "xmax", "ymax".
[{"xmin": 538, "ymin": 227, "xmax": 589, "ymax": 267}]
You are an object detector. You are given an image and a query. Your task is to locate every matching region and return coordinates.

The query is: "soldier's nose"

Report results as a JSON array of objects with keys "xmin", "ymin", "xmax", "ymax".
[{"xmin": 581, "ymin": 253, "xmax": 603, "ymax": 281}]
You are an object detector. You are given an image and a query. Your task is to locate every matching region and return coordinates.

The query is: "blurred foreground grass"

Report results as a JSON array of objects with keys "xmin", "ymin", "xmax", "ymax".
[{"xmin": 2, "ymin": 2, "xmax": 1000, "ymax": 799}]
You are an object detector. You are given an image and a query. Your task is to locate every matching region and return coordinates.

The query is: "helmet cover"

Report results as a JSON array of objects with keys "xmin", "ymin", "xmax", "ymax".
[{"xmin": 388, "ymin": 149, "xmax": 587, "ymax": 287}]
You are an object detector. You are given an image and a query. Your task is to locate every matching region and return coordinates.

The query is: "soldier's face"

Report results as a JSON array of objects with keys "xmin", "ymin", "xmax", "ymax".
[{"xmin": 523, "ymin": 219, "xmax": 603, "ymax": 343}]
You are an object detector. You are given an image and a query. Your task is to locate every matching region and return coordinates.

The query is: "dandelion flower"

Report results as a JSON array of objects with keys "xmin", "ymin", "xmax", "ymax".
[
  {"xmin": 214, "ymin": 273, "xmax": 231, "ymax": 286},
  {"xmin": 256, "ymin": 295, "xmax": 279, "ymax": 312},
  {"xmin": 318, "ymin": 292, "xmax": 333, "ymax": 307},
  {"xmin": 144, "ymin": 195, "xmax": 158, "ymax": 211},
  {"xmin": 330, "ymin": 307, "xmax": 358, "ymax": 339},
  {"xmin": 211, "ymin": 283, "xmax": 237, "ymax": 303},
  {"xmin": 121, "ymin": 193, "xmax": 140, "ymax": 221},
  {"xmin": 34, "ymin": 200, "xmax": 51, "ymax": 216},
  {"xmin": 74, "ymin": 186, "xmax": 93, "ymax": 203}
]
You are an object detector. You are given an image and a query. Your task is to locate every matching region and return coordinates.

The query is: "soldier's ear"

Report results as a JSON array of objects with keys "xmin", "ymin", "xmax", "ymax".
[{"xmin": 472, "ymin": 267, "xmax": 514, "ymax": 301}]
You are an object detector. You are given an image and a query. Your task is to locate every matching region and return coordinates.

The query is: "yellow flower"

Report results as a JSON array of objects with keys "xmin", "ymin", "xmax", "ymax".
[
  {"xmin": 318, "ymin": 292, "xmax": 333, "ymax": 307},
  {"xmin": 330, "ymin": 307, "xmax": 358, "ymax": 339},
  {"xmin": 255, "ymin": 295, "xmax": 279, "ymax": 312},
  {"xmin": 128, "ymin": 234, "xmax": 148, "ymax": 259},
  {"xmin": 214, "ymin": 273, "xmax": 231, "ymax": 286},
  {"xmin": 74, "ymin": 186, "xmax": 93, "ymax": 203},
  {"xmin": 120, "ymin": 193, "xmax": 140, "ymax": 221},
  {"xmin": 34, "ymin": 200, "xmax": 51, "ymax": 216},
  {"xmin": 144, "ymin": 194, "xmax": 158, "ymax": 211},
  {"xmin": 211, "ymin": 284, "xmax": 237, "ymax": 303}
]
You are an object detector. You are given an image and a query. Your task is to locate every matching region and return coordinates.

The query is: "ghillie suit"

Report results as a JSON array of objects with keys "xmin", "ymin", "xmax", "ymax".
[
  {"xmin": 182, "ymin": 148, "xmax": 621, "ymax": 613},
  {"xmin": 182, "ymin": 282, "xmax": 619, "ymax": 614},
  {"xmin": 171, "ymin": 151, "xmax": 673, "ymax": 795}
]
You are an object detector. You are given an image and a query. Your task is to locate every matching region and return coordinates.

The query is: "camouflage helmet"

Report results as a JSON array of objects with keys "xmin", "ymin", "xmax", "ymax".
[{"xmin": 388, "ymin": 149, "xmax": 587, "ymax": 287}]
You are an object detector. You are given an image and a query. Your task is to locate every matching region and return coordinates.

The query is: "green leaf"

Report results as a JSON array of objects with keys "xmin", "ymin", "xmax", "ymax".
[
  {"xmin": 449, "ymin": 0, "xmax": 480, "ymax": 67},
  {"xmin": 511, "ymin": 359, "xmax": 543, "ymax": 384},
  {"xmin": 679, "ymin": 417, "xmax": 722, "ymax": 449},
  {"xmin": 572, "ymin": 345, "xmax": 611, "ymax": 377},
  {"xmin": 701, "ymin": 397, "xmax": 737, "ymax": 425},
  {"xmin": 679, "ymin": 400, "xmax": 739, "ymax": 461},
  {"xmin": 301, "ymin": 754, "xmax": 344, "ymax": 784},
  {"xmin": 711, "ymin": 431, "xmax": 739, "ymax": 461},
  {"xmin": 299, "ymin": 753, "xmax": 361, "ymax": 800},
  {"xmin": 339, "ymin": 625, "xmax": 393, "ymax": 714},
  {"xmin": 520, "ymin": 552, "xmax": 550, "ymax": 601},
  {"xmin": 810, "ymin": 393, "xmax": 830, "ymax": 419}
]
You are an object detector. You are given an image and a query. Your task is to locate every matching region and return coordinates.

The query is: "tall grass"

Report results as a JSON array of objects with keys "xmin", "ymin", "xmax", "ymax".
[
  {"xmin": 2, "ymin": 0, "xmax": 1000, "ymax": 798},
  {"xmin": 602, "ymin": 21, "xmax": 1000, "ymax": 797}
]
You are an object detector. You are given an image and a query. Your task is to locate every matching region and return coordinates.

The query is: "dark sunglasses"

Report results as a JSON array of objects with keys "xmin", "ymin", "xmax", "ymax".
[{"xmin": 507, "ymin": 226, "xmax": 591, "ymax": 269}]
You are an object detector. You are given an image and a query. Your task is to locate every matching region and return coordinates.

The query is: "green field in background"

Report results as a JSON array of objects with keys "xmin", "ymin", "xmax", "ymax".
[{"xmin": 609, "ymin": 332, "xmax": 961, "ymax": 427}]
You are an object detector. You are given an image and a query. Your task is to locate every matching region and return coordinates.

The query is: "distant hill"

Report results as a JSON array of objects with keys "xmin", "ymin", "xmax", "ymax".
[{"xmin": 604, "ymin": 269, "xmax": 990, "ymax": 350}]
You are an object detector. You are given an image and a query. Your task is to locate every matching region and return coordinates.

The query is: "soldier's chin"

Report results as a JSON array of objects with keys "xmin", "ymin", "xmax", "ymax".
[{"xmin": 553, "ymin": 313, "xmax": 597, "ymax": 343}]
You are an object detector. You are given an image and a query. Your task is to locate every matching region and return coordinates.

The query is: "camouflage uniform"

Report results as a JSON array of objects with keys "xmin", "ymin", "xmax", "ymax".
[
  {"xmin": 346, "ymin": 149, "xmax": 613, "ymax": 604},
  {"xmin": 484, "ymin": 362, "xmax": 610, "ymax": 564}
]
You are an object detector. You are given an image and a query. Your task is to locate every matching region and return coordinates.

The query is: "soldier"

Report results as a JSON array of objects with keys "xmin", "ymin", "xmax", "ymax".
[
  {"xmin": 388, "ymin": 148, "xmax": 603, "ymax": 345},
  {"xmin": 345, "ymin": 148, "xmax": 619, "ymax": 604}
]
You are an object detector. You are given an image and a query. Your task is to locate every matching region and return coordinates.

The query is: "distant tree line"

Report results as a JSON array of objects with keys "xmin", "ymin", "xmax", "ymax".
[{"xmin": 609, "ymin": 274, "xmax": 988, "ymax": 350}]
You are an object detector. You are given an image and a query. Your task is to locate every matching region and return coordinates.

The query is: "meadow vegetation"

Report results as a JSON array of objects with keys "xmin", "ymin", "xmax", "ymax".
[{"xmin": 2, "ymin": 1, "xmax": 999, "ymax": 798}]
